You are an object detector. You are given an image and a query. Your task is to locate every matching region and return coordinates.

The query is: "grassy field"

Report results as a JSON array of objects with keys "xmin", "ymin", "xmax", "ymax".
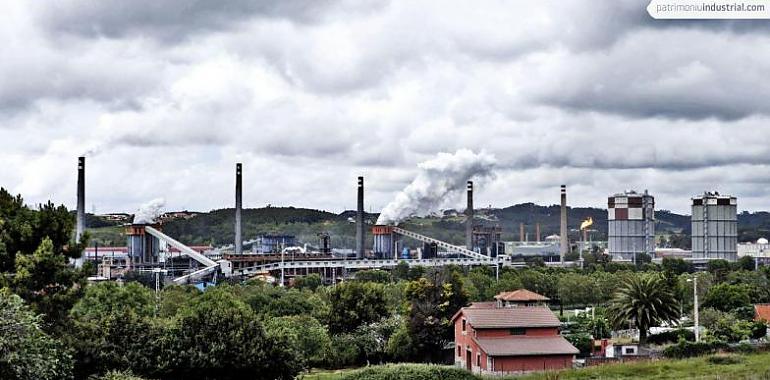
[
  {"xmin": 298, "ymin": 368, "xmax": 356, "ymax": 380},
  {"xmin": 297, "ymin": 352, "xmax": 770, "ymax": 380},
  {"xmin": 515, "ymin": 353, "xmax": 770, "ymax": 380}
]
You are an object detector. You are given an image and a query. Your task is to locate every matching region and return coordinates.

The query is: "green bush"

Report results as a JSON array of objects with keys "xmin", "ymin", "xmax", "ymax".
[
  {"xmin": 663, "ymin": 340, "xmax": 728, "ymax": 359},
  {"xmin": 730, "ymin": 343, "xmax": 757, "ymax": 354},
  {"xmin": 96, "ymin": 370, "xmax": 147, "ymax": 380},
  {"xmin": 706, "ymin": 355, "xmax": 743, "ymax": 365},
  {"xmin": 647, "ymin": 329, "xmax": 695, "ymax": 345},
  {"xmin": 340, "ymin": 364, "xmax": 478, "ymax": 380}
]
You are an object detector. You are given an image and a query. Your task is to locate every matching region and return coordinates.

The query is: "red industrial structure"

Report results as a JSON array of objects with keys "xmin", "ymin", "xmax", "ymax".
[{"xmin": 452, "ymin": 290, "xmax": 578, "ymax": 375}]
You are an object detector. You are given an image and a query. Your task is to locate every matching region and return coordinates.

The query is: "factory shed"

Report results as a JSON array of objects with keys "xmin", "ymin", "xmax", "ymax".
[{"xmin": 453, "ymin": 291, "xmax": 577, "ymax": 375}]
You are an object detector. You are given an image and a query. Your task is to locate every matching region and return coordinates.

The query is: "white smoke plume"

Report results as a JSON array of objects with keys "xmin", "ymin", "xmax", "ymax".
[
  {"xmin": 133, "ymin": 198, "xmax": 166, "ymax": 224},
  {"xmin": 376, "ymin": 149, "xmax": 496, "ymax": 225}
]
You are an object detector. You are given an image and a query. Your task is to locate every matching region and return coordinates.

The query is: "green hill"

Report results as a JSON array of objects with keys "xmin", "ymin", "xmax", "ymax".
[{"xmin": 85, "ymin": 204, "xmax": 770, "ymax": 249}]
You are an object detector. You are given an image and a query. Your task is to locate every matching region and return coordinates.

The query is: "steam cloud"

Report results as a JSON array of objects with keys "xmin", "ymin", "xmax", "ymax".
[
  {"xmin": 376, "ymin": 149, "xmax": 496, "ymax": 225},
  {"xmin": 133, "ymin": 198, "xmax": 166, "ymax": 224}
]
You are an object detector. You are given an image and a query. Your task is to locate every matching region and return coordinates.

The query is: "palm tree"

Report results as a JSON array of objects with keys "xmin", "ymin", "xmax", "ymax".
[{"xmin": 606, "ymin": 275, "xmax": 680, "ymax": 344}]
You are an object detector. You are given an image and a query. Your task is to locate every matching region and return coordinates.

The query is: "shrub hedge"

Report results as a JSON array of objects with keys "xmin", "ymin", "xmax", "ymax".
[
  {"xmin": 340, "ymin": 364, "xmax": 478, "ymax": 380},
  {"xmin": 663, "ymin": 340, "xmax": 729, "ymax": 359}
]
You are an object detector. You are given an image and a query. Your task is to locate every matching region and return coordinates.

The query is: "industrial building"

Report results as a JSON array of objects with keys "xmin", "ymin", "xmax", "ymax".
[
  {"xmin": 256, "ymin": 235, "xmax": 297, "ymax": 254},
  {"xmin": 607, "ymin": 190, "xmax": 655, "ymax": 260},
  {"xmin": 691, "ymin": 192, "xmax": 738, "ymax": 261},
  {"xmin": 372, "ymin": 225, "xmax": 400, "ymax": 259},
  {"xmin": 472, "ymin": 225, "xmax": 504, "ymax": 257}
]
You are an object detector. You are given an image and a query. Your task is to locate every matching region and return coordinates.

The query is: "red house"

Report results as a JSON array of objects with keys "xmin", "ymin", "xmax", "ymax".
[{"xmin": 452, "ymin": 290, "xmax": 578, "ymax": 375}]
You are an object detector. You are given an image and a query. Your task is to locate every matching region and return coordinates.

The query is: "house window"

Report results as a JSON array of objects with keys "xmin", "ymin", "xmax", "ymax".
[
  {"xmin": 457, "ymin": 345, "xmax": 461, "ymax": 357},
  {"xmin": 462, "ymin": 319, "xmax": 466, "ymax": 332},
  {"xmin": 477, "ymin": 353, "xmax": 481, "ymax": 367},
  {"xmin": 624, "ymin": 347, "xmax": 636, "ymax": 355},
  {"xmin": 509, "ymin": 328, "xmax": 526, "ymax": 335}
]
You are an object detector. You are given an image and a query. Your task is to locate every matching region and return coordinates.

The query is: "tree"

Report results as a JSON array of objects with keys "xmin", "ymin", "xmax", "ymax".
[
  {"xmin": 354, "ymin": 270, "xmax": 391, "ymax": 284},
  {"xmin": 264, "ymin": 289, "xmax": 327, "ymax": 319},
  {"xmin": 158, "ymin": 285, "xmax": 200, "ymax": 318},
  {"xmin": 293, "ymin": 273, "xmax": 322, "ymax": 291},
  {"xmin": 491, "ymin": 271, "xmax": 523, "ymax": 298},
  {"xmin": 557, "ymin": 272, "xmax": 595, "ymax": 307},
  {"xmin": 703, "ymin": 283, "xmax": 751, "ymax": 312},
  {"xmin": 662, "ymin": 258, "xmax": 693, "ymax": 275},
  {"xmin": 707, "ymin": 259, "xmax": 731, "ymax": 282},
  {"xmin": 707, "ymin": 312, "xmax": 753, "ymax": 342},
  {"xmin": 69, "ymin": 308, "xmax": 167, "ymax": 378},
  {"xmin": 463, "ymin": 268, "xmax": 496, "ymax": 301},
  {"xmin": 70, "ymin": 282, "xmax": 155, "ymax": 321},
  {"xmin": 328, "ymin": 282, "xmax": 389, "ymax": 334},
  {"xmin": 0, "ymin": 190, "xmax": 82, "ymax": 272},
  {"xmin": 168, "ymin": 286, "xmax": 303, "ymax": 379},
  {"xmin": 606, "ymin": 275, "xmax": 680, "ymax": 343},
  {"xmin": 0, "ymin": 291, "xmax": 73, "ymax": 380},
  {"xmin": 403, "ymin": 267, "xmax": 468, "ymax": 362},
  {"xmin": 264, "ymin": 315, "xmax": 331, "ymax": 368},
  {"xmin": 518, "ymin": 269, "xmax": 557, "ymax": 299},
  {"xmin": 12, "ymin": 237, "xmax": 86, "ymax": 330},
  {"xmin": 734, "ymin": 256, "xmax": 756, "ymax": 271}
]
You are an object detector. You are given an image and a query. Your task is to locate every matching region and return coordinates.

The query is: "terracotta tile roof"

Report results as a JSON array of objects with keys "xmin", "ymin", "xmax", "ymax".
[
  {"xmin": 755, "ymin": 304, "xmax": 770, "ymax": 322},
  {"xmin": 467, "ymin": 302, "xmax": 498, "ymax": 309},
  {"xmin": 458, "ymin": 306, "xmax": 561, "ymax": 328},
  {"xmin": 475, "ymin": 336, "xmax": 579, "ymax": 356},
  {"xmin": 494, "ymin": 289, "xmax": 550, "ymax": 302}
]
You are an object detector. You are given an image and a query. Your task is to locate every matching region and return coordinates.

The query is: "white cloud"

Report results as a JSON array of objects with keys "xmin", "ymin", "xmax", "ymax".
[{"xmin": 1, "ymin": 0, "xmax": 770, "ymax": 217}]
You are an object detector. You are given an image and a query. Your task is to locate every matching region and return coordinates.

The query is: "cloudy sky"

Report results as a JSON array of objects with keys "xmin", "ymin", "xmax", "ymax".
[{"xmin": 2, "ymin": 0, "xmax": 769, "ymax": 215}]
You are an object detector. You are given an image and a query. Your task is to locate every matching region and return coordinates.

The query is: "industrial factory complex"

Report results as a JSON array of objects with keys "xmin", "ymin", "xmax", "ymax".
[{"xmin": 72, "ymin": 156, "xmax": 759, "ymax": 286}]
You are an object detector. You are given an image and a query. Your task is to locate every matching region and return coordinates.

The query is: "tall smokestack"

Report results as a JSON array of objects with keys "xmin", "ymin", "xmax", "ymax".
[
  {"xmin": 560, "ymin": 185, "xmax": 568, "ymax": 263},
  {"xmin": 356, "ymin": 176, "xmax": 365, "ymax": 259},
  {"xmin": 536, "ymin": 223, "xmax": 541, "ymax": 242},
  {"xmin": 466, "ymin": 181, "xmax": 473, "ymax": 250},
  {"xmin": 74, "ymin": 156, "xmax": 85, "ymax": 268},
  {"xmin": 519, "ymin": 223, "xmax": 525, "ymax": 242},
  {"xmin": 235, "ymin": 163, "xmax": 242, "ymax": 255},
  {"xmin": 76, "ymin": 157, "xmax": 85, "ymax": 241}
]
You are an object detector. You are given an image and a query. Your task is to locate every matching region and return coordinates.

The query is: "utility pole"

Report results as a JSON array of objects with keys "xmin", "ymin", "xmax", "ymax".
[
  {"xmin": 694, "ymin": 276, "xmax": 699, "ymax": 342},
  {"xmin": 280, "ymin": 241, "xmax": 285, "ymax": 287},
  {"xmin": 688, "ymin": 275, "xmax": 700, "ymax": 342}
]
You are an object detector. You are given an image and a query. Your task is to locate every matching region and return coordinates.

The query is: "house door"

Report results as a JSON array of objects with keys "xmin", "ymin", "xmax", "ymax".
[{"xmin": 466, "ymin": 350, "xmax": 472, "ymax": 370}]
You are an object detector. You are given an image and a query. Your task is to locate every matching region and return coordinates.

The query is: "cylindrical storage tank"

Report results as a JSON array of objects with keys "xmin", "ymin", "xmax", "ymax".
[
  {"xmin": 372, "ymin": 225, "xmax": 394, "ymax": 259},
  {"xmin": 607, "ymin": 190, "xmax": 655, "ymax": 260},
  {"xmin": 692, "ymin": 192, "xmax": 737, "ymax": 260}
]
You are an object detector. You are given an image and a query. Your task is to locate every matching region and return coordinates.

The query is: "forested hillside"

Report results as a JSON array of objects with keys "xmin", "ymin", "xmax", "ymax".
[{"xmin": 86, "ymin": 204, "xmax": 770, "ymax": 249}]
